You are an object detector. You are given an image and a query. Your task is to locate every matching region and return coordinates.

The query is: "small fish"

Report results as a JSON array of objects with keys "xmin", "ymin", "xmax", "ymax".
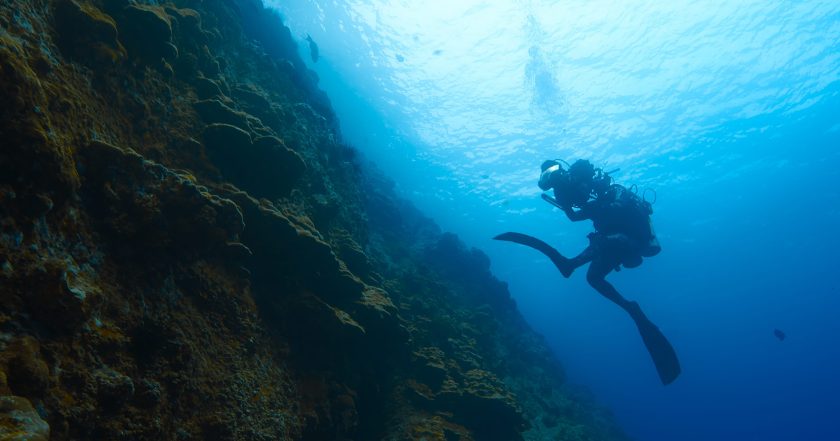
[
  {"xmin": 396, "ymin": 54, "xmax": 405, "ymax": 62},
  {"xmin": 305, "ymin": 34, "xmax": 319, "ymax": 63},
  {"xmin": 433, "ymin": 49, "xmax": 443, "ymax": 56},
  {"xmin": 773, "ymin": 328, "xmax": 786, "ymax": 341}
]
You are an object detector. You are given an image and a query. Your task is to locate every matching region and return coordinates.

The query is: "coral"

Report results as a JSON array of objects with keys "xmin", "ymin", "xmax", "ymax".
[
  {"xmin": 193, "ymin": 76, "xmax": 225, "ymax": 100},
  {"xmin": 164, "ymin": 7, "xmax": 201, "ymax": 31},
  {"xmin": 412, "ymin": 347, "xmax": 448, "ymax": 387},
  {"xmin": 0, "ymin": 35, "xmax": 77, "ymax": 206},
  {"xmin": 18, "ymin": 259, "xmax": 98, "ymax": 333},
  {"xmin": 456, "ymin": 369, "xmax": 528, "ymax": 438},
  {"xmin": 133, "ymin": 378, "xmax": 162, "ymax": 408},
  {"xmin": 193, "ymin": 99, "xmax": 250, "ymax": 129},
  {"xmin": 92, "ymin": 367, "xmax": 134, "ymax": 408},
  {"xmin": 1, "ymin": 337, "xmax": 50, "ymax": 398},
  {"xmin": 232, "ymin": 85, "xmax": 272, "ymax": 115},
  {"xmin": 53, "ymin": 0, "xmax": 125, "ymax": 65},
  {"xmin": 332, "ymin": 228, "xmax": 373, "ymax": 277},
  {"xmin": 0, "ymin": 372, "xmax": 6, "ymax": 395},
  {"xmin": 204, "ymin": 125, "xmax": 305, "ymax": 199},
  {"xmin": 75, "ymin": 140, "xmax": 244, "ymax": 260},
  {"xmin": 0, "ymin": 396, "xmax": 50, "ymax": 441},
  {"xmin": 115, "ymin": 4, "xmax": 174, "ymax": 63},
  {"xmin": 0, "ymin": 0, "xmax": 631, "ymax": 440},
  {"xmin": 391, "ymin": 413, "xmax": 473, "ymax": 441},
  {"xmin": 203, "ymin": 122, "xmax": 252, "ymax": 153}
]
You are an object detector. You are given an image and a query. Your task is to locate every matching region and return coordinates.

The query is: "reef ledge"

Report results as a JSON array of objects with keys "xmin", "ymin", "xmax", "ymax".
[{"xmin": 0, "ymin": 1, "xmax": 628, "ymax": 440}]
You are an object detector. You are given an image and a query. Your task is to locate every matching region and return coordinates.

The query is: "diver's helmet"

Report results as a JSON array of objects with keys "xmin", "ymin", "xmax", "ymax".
[{"xmin": 539, "ymin": 160, "xmax": 561, "ymax": 190}]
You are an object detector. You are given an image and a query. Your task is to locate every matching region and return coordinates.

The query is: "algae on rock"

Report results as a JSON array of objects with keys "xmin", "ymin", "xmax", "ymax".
[{"xmin": 0, "ymin": 0, "xmax": 630, "ymax": 440}]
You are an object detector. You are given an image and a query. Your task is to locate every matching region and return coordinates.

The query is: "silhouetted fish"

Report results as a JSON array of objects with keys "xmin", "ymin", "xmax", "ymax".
[
  {"xmin": 396, "ymin": 54, "xmax": 405, "ymax": 62},
  {"xmin": 774, "ymin": 328, "xmax": 786, "ymax": 341},
  {"xmin": 433, "ymin": 49, "xmax": 443, "ymax": 56},
  {"xmin": 305, "ymin": 34, "xmax": 319, "ymax": 63}
]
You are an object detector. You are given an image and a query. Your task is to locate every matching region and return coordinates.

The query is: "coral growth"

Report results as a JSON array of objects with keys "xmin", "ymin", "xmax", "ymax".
[{"xmin": 0, "ymin": 0, "xmax": 628, "ymax": 440}]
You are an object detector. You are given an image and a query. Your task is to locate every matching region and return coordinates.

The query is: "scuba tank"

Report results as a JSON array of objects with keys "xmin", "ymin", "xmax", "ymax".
[{"xmin": 611, "ymin": 185, "xmax": 660, "ymax": 257}]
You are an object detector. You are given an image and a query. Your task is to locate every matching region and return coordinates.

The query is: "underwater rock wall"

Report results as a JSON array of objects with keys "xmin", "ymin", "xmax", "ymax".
[{"xmin": 0, "ymin": 1, "xmax": 628, "ymax": 440}]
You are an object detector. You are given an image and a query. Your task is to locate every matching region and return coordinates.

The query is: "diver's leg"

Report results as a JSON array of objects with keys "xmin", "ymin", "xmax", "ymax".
[
  {"xmin": 568, "ymin": 246, "xmax": 594, "ymax": 269},
  {"xmin": 555, "ymin": 246, "xmax": 594, "ymax": 278},
  {"xmin": 561, "ymin": 232, "xmax": 605, "ymax": 278},
  {"xmin": 585, "ymin": 257, "xmax": 638, "ymax": 314},
  {"xmin": 586, "ymin": 256, "xmax": 680, "ymax": 385}
]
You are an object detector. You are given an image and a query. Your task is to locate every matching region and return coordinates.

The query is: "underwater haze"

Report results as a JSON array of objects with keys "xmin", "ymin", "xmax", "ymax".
[{"xmin": 271, "ymin": 1, "xmax": 840, "ymax": 440}]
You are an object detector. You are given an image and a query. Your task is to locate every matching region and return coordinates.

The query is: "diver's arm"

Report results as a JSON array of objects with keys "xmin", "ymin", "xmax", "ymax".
[{"xmin": 562, "ymin": 205, "xmax": 590, "ymax": 222}]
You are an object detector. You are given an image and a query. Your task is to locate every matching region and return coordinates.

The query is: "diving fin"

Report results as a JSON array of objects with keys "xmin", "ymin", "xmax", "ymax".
[
  {"xmin": 627, "ymin": 303, "xmax": 681, "ymax": 385},
  {"xmin": 494, "ymin": 232, "xmax": 681, "ymax": 384},
  {"xmin": 493, "ymin": 232, "xmax": 572, "ymax": 277}
]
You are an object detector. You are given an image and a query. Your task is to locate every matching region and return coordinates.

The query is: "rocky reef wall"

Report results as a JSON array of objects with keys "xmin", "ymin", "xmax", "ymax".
[{"xmin": 0, "ymin": 1, "xmax": 629, "ymax": 440}]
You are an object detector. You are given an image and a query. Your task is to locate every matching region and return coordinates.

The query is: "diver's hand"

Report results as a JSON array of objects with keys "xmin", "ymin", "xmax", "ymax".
[{"xmin": 562, "ymin": 204, "xmax": 590, "ymax": 222}]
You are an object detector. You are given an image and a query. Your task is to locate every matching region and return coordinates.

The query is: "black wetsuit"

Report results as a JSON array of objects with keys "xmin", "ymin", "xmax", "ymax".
[{"xmin": 561, "ymin": 193, "xmax": 655, "ymax": 268}]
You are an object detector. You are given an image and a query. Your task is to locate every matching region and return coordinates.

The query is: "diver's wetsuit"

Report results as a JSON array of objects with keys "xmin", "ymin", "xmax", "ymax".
[
  {"xmin": 559, "ymin": 195, "xmax": 652, "ymax": 314},
  {"xmin": 494, "ymin": 162, "xmax": 680, "ymax": 385}
]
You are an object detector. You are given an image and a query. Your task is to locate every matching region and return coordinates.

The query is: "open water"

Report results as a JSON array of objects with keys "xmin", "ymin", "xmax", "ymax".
[{"xmin": 269, "ymin": 1, "xmax": 840, "ymax": 439}]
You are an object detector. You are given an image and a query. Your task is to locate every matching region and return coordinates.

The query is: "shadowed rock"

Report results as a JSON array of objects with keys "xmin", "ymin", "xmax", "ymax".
[
  {"xmin": 193, "ymin": 99, "xmax": 249, "ymax": 129},
  {"xmin": 0, "ymin": 36, "xmax": 78, "ymax": 205},
  {"xmin": 93, "ymin": 367, "xmax": 135, "ymax": 408},
  {"xmin": 54, "ymin": 0, "xmax": 126, "ymax": 65},
  {"xmin": 117, "ymin": 4, "xmax": 174, "ymax": 62},
  {"xmin": 2, "ymin": 336, "xmax": 50, "ymax": 397},
  {"xmin": 0, "ymin": 395, "xmax": 49, "ymax": 441},
  {"xmin": 203, "ymin": 123, "xmax": 252, "ymax": 153},
  {"xmin": 0, "ymin": 0, "xmax": 633, "ymax": 439},
  {"xmin": 19, "ymin": 259, "xmax": 98, "ymax": 333},
  {"xmin": 164, "ymin": 6, "xmax": 201, "ymax": 32},
  {"xmin": 203, "ymin": 125, "xmax": 305, "ymax": 198},
  {"xmin": 194, "ymin": 77, "xmax": 225, "ymax": 100},
  {"xmin": 75, "ymin": 140, "xmax": 245, "ymax": 260}
]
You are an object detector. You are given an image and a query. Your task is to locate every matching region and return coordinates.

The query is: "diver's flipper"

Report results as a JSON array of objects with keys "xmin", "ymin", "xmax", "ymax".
[
  {"xmin": 627, "ymin": 304, "xmax": 681, "ymax": 385},
  {"xmin": 494, "ymin": 232, "xmax": 681, "ymax": 384},
  {"xmin": 493, "ymin": 232, "xmax": 572, "ymax": 277}
]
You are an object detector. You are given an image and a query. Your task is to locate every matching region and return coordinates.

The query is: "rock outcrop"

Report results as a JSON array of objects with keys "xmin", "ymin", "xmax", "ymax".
[{"xmin": 0, "ymin": 1, "xmax": 628, "ymax": 440}]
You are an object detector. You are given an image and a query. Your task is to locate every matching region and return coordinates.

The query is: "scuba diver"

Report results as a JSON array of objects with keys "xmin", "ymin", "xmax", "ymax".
[{"xmin": 494, "ymin": 159, "xmax": 681, "ymax": 385}]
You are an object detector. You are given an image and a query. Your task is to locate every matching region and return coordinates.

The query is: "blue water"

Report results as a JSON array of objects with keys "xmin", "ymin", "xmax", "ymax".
[{"xmin": 268, "ymin": 1, "xmax": 840, "ymax": 440}]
